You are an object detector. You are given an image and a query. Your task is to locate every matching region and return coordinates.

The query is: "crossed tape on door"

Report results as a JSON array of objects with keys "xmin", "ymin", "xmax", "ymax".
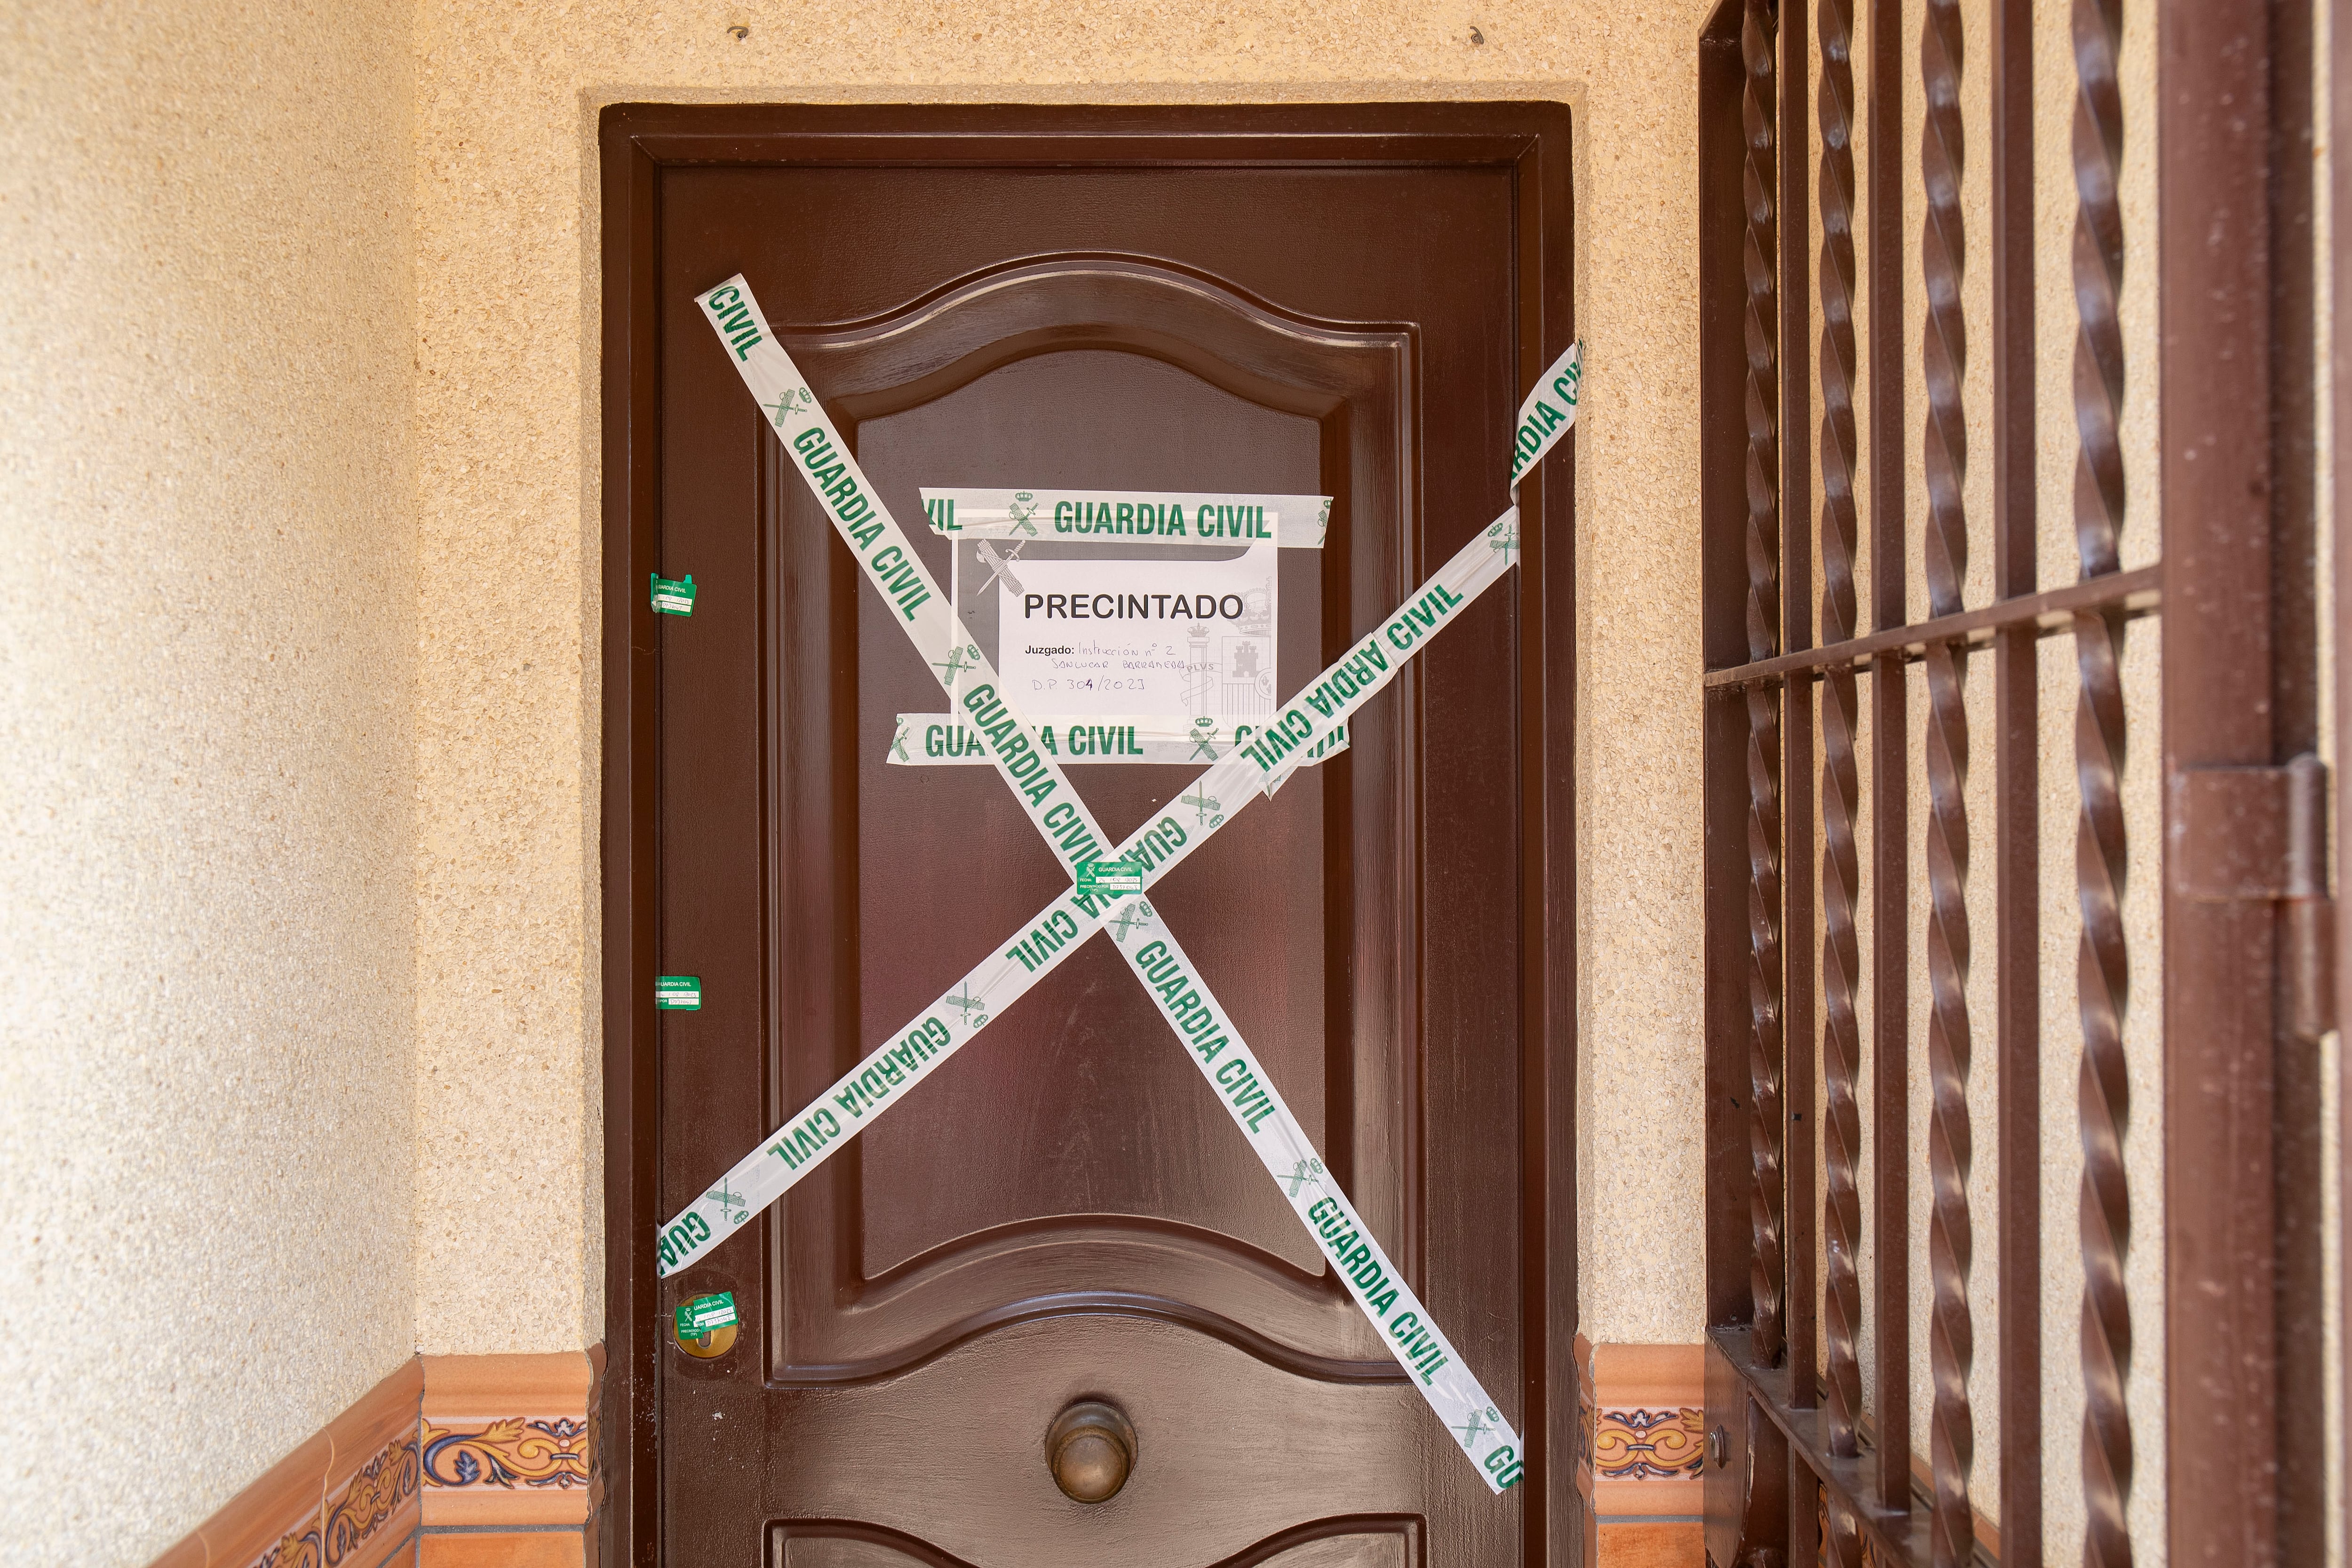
[{"xmin": 668, "ymin": 275, "xmax": 1581, "ymax": 1495}]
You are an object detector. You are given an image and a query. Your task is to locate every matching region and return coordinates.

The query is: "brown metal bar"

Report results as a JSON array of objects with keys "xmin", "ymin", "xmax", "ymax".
[
  {"xmin": 1867, "ymin": 0, "xmax": 1912, "ymax": 1514},
  {"xmin": 1702, "ymin": 565, "xmax": 2162, "ymax": 688},
  {"xmin": 1704, "ymin": 3, "xmax": 1767, "ymax": 1341},
  {"xmin": 2159, "ymin": 0, "xmax": 2282, "ymax": 1562},
  {"xmin": 1713, "ymin": 1326, "xmax": 1931, "ymax": 1568},
  {"xmin": 1988, "ymin": 0, "xmax": 2041, "ymax": 1560},
  {"xmin": 1741, "ymin": 0, "xmax": 1789, "ymax": 1372},
  {"xmin": 1917, "ymin": 1, "xmax": 1974, "ymax": 1561},
  {"xmin": 1815, "ymin": 0, "xmax": 1867, "ymax": 1538},
  {"xmin": 2265, "ymin": 0, "xmax": 2326, "ymax": 1558},
  {"xmin": 1778, "ymin": 0, "xmax": 1820, "ymax": 1453},
  {"xmin": 2336, "ymin": 0, "xmax": 2352, "ymax": 1558},
  {"xmin": 2069, "ymin": 0, "xmax": 2134, "ymax": 1562}
]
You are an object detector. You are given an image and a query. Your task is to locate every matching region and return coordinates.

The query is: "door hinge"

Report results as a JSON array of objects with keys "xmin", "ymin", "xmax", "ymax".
[{"xmin": 2171, "ymin": 753, "xmax": 2335, "ymax": 1037}]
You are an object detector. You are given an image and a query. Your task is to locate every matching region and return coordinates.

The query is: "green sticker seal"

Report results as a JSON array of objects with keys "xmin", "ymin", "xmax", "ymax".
[
  {"xmin": 656, "ymin": 975, "xmax": 701, "ymax": 1011},
  {"xmin": 1074, "ymin": 857, "xmax": 1145, "ymax": 898},
  {"xmin": 677, "ymin": 1290, "xmax": 738, "ymax": 1333},
  {"xmin": 651, "ymin": 572, "xmax": 698, "ymax": 616}
]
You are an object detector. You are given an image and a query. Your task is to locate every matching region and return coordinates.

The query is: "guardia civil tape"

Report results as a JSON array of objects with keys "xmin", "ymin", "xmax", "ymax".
[
  {"xmin": 922, "ymin": 487, "xmax": 1331, "ymax": 548},
  {"xmin": 885, "ymin": 712, "xmax": 1351, "ymax": 772},
  {"xmin": 680, "ymin": 273, "xmax": 1580, "ymax": 1493}
]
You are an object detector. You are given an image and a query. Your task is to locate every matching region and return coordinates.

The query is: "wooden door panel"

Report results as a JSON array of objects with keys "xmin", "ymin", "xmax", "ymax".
[
  {"xmin": 757, "ymin": 1316, "xmax": 1417, "ymax": 1568},
  {"xmin": 847, "ymin": 346, "xmax": 1330, "ymax": 1284},
  {"xmin": 773, "ymin": 1517, "xmax": 1419, "ymax": 1568},
  {"xmin": 763, "ymin": 260, "xmax": 1423, "ymax": 1379}
]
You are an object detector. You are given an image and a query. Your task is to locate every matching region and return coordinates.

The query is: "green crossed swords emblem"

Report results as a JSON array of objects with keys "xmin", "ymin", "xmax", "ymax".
[
  {"xmin": 891, "ymin": 722, "xmax": 912, "ymax": 762},
  {"xmin": 1006, "ymin": 492, "xmax": 1041, "ymax": 537},
  {"xmin": 1486, "ymin": 518, "xmax": 1518, "ymax": 563},
  {"xmin": 946, "ymin": 987, "xmax": 988, "ymax": 1027},
  {"xmin": 1281, "ymin": 1158, "xmax": 1324, "ymax": 1197},
  {"xmin": 1454, "ymin": 1409, "xmax": 1494, "ymax": 1447},
  {"xmin": 1108, "ymin": 900, "xmax": 1156, "ymax": 943},
  {"xmin": 764, "ymin": 386, "xmax": 815, "ymax": 425},
  {"xmin": 707, "ymin": 1180, "xmax": 749, "ymax": 1226},
  {"xmin": 1183, "ymin": 789, "xmax": 1222, "ymax": 828},
  {"xmin": 1189, "ymin": 717, "xmax": 1220, "ymax": 761},
  {"xmin": 932, "ymin": 644, "xmax": 978, "ymax": 683}
]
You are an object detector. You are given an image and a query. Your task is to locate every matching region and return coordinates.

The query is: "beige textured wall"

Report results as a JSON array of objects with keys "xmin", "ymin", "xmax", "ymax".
[
  {"xmin": 0, "ymin": 3, "xmax": 417, "ymax": 1565},
  {"xmin": 410, "ymin": 0, "xmax": 1718, "ymax": 1352}
]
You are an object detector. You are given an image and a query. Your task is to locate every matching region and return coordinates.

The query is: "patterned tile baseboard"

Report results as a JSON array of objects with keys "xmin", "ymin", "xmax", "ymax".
[
  {"xmin": 419, "ymin": 1349, "xmax": 602, "ymax": 1532},
  {"xmin": 154, "ymin": 1359, "xmax": 424, "ymax": 1568},
  {"xmin": 1575, "ymin": 1338, "xmax": 1705, "ymax": 1568},
  {"xmin": 148, "ymin": 1349, "xmax": 602, "ymax": 1568}
]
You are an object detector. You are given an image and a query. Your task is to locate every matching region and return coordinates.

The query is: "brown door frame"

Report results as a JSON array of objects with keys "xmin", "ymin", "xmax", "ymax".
[{"xmin": 597, "ymin": 102, "xmax": 1580, "ymax": 1568}]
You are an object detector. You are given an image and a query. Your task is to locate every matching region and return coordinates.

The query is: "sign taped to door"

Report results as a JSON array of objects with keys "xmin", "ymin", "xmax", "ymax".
[
  {"xmin": 675, "ymin": 273, "xmax": 1580, "ymax": 1495},
  {"xmin": 912, "ymin": 487, "xmax": 1327, "ymax": 766}
]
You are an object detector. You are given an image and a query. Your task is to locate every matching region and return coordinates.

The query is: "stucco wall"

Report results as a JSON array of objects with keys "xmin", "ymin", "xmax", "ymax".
[
  {"xmin": 410, "ymin": 0, "xmax": 1719, "ymax": 1354},
  {"xmin": 0, "ymin": 3, "xmax": 418, "ymax": 1564}
]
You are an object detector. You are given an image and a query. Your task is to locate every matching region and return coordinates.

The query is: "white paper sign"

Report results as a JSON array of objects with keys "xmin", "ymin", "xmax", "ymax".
[{"xmin": 959, "ymin": 543, "xmax": 1278, "ymax": 725}]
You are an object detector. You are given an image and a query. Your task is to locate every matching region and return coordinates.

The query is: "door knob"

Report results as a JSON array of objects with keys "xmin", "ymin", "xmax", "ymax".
[{"xmin": 1046, "ymin": 1400, "xmax": 1135, "ymax": 1503}]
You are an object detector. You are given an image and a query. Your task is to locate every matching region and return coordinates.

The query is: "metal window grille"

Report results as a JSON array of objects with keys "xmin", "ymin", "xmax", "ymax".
[{"xmin": 1693, "ymin": 1, "xmax": 2327, "ymax": 1565}]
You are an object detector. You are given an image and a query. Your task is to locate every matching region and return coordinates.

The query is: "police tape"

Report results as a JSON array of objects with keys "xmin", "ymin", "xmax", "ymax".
[
  {"xmin": 886, "ymin": 712, "xmax": 1350, "ymax": 772},
  {"xmin": 920, "ymin": 487, "xmax": 1331, "ymax": 548},
  {"xmin": 675, "ymin": 273, "xmax": 1580, "ymax": 1493}
]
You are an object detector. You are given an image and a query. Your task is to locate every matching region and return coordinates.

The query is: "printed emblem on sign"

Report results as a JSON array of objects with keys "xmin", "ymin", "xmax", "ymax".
[
  {"xmin": 764, "ymin": 386, "xmax": 815, "ymax": 425},
  {"xmin": 656, "ymin": 975, "xmax": 702, "ymax": 1011},
  {"xmin": 651, "ymin": 572, "xmax": 698, "ymax": 616},
  {"xmin": 931, "ymin": 643, "xmax": 978, "ymax": 683},
  {"xmin": 1189, "ymin": 717, "xmax": 1221, "ymax": 762},
  {"xmin": 1006, "ymin": 491, "xmax": 1041, "ymax": 536},
  {"xmin": 1075, "ymin": 857, "xmax": 1146, "ymax": 898},
  {"xmin": 1108, "ymin": 900, "xmax": 1156, "ymax": 943},
  {"xmin": 677, "ymin": 1291, "xmax": 739, "ymax": 1333}
]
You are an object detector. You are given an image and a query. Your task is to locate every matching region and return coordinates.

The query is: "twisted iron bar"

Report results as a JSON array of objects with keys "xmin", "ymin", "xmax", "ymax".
[
  {"xmin": 2070, "ymin": 0, "xmax": 2133, "ymax": 1561},
  {"xmin": 1814, "ymin": 0, "xmax": 1867, "ymax": 1518},
  {"xmin": 1919, "ymin": 0, "xmax": 1975, "ymax": 1562},
  {"xmin": 1740, "ymin": 0, "xmax": 1787, "ymax": 1370}
]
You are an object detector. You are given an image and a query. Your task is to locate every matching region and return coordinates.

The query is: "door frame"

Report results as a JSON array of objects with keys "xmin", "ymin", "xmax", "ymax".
[{"xmin": 597, "ymin": 102, "xmax": 1580, "ymax": 1568}]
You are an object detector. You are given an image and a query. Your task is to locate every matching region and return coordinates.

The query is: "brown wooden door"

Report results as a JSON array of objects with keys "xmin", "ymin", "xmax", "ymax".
[{"xmin": 602, "ymin": 105, "xmax": 1577, "ymax": 1568}]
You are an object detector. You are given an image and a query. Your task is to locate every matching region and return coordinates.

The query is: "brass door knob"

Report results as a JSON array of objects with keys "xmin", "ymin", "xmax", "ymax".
[{"xmin": 1046, "ymin": 1400, "xmax": 1135, "ymax": 1503}]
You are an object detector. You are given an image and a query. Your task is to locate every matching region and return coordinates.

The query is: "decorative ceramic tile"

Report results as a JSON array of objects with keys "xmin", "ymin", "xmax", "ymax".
[
  {"xmin": 324, "ymin": 1433, "xmax": 421, "ymax": 1565},
  {"xmin": 248, "ymin": 1519, "xmax": 325, "ymax": 1568},
  {"xmin": 1593, "ymin": 1407, "xmax": 1706, "ymax": 1481},
  {"xmin": 420, "ymin": 1417, "xmax": 591, "ymax": 1490},
  {"xmin": 420, "ymin": 1351, "xmax": 597, "ymax": 1526}
]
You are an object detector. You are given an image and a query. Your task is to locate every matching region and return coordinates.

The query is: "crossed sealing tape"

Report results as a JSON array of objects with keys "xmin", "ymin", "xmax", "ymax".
[{"xmin": 670, "ymin": 275, "xmax": 1581, "ymax": 1496}]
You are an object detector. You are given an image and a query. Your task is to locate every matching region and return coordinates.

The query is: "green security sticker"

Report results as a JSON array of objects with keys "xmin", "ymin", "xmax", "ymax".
[
  {"xmin": 677, "ymin": 1291, "xmax": 738, "ymax": 1333},
  {"xmin": 651, "ymin": 572, "xmax": 697, "ymax": 616},
  {"xmin": 1075, "ymin": 857, "xmax": 1145, "ymax": 898},
  {"xmin": 656, "ymin": 975, "xmax": 701, "ymax": 1011}
]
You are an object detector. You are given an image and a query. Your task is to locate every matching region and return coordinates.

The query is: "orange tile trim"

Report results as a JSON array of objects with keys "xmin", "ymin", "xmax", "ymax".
[
  {"xmin": 1576, "ymin": 1340, "xmax": 1707, "ymax": 1524},
  {"xmin": 163, "ymin": 1357, "xmax": 421, "ymax": 1568},
  {"xmin": 419, "ymin": 1349, "xmax": 602, "ymax": 1528},
  {"xmin": 147, "ymin": 1348, "xmax": 605, "ymax": 1568}
]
